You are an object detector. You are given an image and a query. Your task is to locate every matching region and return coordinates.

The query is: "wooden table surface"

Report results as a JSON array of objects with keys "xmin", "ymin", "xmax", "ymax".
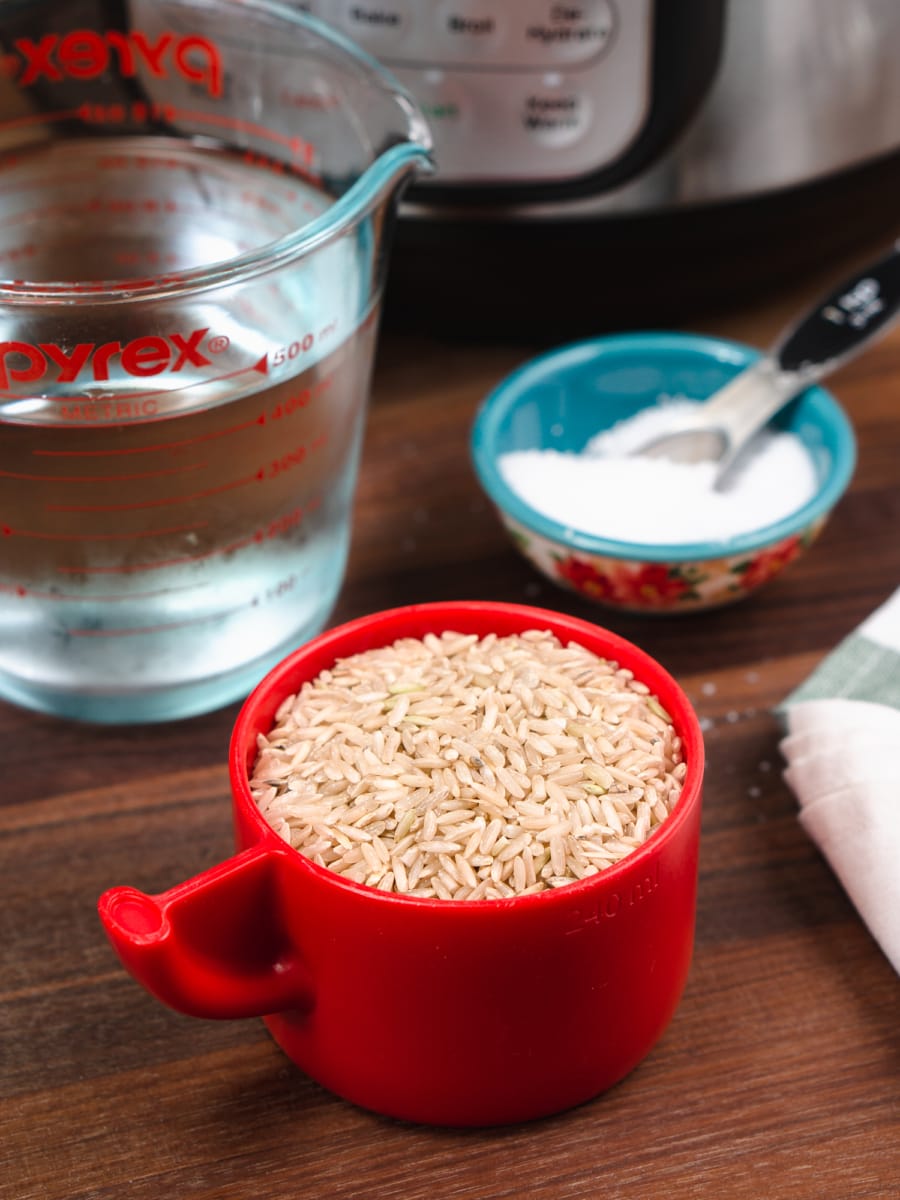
[{"xmin": 2, "ymin": 240, "xmax": 899, "ymax": 1200}]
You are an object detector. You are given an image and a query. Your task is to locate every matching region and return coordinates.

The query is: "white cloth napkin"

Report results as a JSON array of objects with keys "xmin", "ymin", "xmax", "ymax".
[{"xmin": 779, "ymin": 587, "xmax": 900, "ymax": 975}]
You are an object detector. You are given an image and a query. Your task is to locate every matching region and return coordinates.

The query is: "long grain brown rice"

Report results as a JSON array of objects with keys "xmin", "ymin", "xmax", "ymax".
[{"xmin": 250, "ymin": 629, "xmax": 686, "ymax": 899}]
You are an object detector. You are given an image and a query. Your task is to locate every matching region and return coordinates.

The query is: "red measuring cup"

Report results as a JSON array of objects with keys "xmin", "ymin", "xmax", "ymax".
[{"xmin": 98, "ymin": 601, "xmax": 705, "ymax": 1126}]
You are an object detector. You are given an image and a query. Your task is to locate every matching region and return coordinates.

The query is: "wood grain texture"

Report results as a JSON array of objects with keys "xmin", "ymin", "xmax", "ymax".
[{"xmin": 2, "ymin": 239, "xmax": 899, "ymax": 1200}]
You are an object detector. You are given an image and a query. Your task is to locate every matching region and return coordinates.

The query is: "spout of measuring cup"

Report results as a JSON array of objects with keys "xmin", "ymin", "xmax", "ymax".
[
  {"xmin": 98, "ymin": 844, "xmax": 314, "ymax": 1020},
  {"xmin": 364, "ymin": 138, "xmax": 436, "ymax": 204}
]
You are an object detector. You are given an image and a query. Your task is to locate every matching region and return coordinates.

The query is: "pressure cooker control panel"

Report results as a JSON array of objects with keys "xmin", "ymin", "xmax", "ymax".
[{"xmin": 303, "ymin": 1, "xmax": 653, "ymax": 185}]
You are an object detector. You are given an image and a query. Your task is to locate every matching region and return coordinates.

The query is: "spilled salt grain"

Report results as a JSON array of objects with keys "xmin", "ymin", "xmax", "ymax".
[{"xmin": 498, "ymin": 400, "xmax": 818, "ymax": 545}]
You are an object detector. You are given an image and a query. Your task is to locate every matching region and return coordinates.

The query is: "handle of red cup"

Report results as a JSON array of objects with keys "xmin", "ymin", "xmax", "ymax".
[{"xmin": 98, "ymin": 843, "xmax": 314, "ymax": 1020}]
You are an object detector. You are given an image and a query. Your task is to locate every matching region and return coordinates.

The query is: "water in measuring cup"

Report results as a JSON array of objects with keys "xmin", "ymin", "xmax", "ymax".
[{"xmin": 0, "ymin": 138, "xmax": 379, "ymax": 721}]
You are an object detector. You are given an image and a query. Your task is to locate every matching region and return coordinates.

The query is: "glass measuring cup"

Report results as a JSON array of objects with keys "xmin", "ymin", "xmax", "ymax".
[{"xmin": 0, "ymin": 0, "xmax": 432, "ymax": 722}]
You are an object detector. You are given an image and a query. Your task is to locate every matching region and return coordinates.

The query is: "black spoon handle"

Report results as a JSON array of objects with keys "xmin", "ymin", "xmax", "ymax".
[{"xmin": 775, "ymin": 241, "xmax": 900, "ymax": 380}]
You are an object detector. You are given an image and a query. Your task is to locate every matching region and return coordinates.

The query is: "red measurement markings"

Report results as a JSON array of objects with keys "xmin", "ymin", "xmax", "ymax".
[
  {"xmin": 0, "ymin": 358, "xmax": 336, "ymax": 428},
  {"xmin": 98, "ymin": 152, "xmax": 209, "ymax": 171},
  {"xmin": 60, "ymin": 612, "xmax": 232, "ymax": 638},
  {"xmin": 0, "ymin": 160, "xmax": 136, "ymax": 197},
  {"xmin": 69, "ymin": 101, "xmax": 316, "ymax": 172},
  {"xmin": 219, "ymin": 502, "xmax": 316, "ymax": 558},
  {"xmin": 53, "ymin": 502, "xmax": 316, "ymax": 575},
  {"xmin": 0, "ymin": 192, "xmax": 307, "ymax": 251},
  {"xmin": 267, "ymin": 372, "xmax": 334, "ymax": 420},
  {"xmin": 25, "ymin": 369, "xmax": 333, "ymax": 465},
  {"xmin": 58, "ymin": 556, "xmax": 206, "ymax": 576},
  {"xmin": 0, "ymin": 579, "xmax": 205, "ymax": 603},
  {"xmin": 0, "ymin": 460, "xmax": 207, "ymax": 482},
  {"xmin": 46, "ymin": 472, "xmax": 264, "ymax": 513},
  {"xmin": 0, "ymin": 109, "xmax": 82, "ymax": 134},
  {"xmin": 41, "ymin": 437, "xmax": 329, "ymax": 508},
  {"xmin": 77, "ymin": 196, "xmax": 279, "ymax": 225},
  {"xmin": 78, "ymin": 100, "xmax": 176, "ymax": 126},
  {"xmin": 85, "ymin": 195, "xmax": 180, "ymax": 215},
  {"xmin": 113, "ymin": 250, "xmax": 179, "ymax": 270},
  {"xmin": 56, "ymin": 549, "xmax": 221, "ymax": 574},
  {"xmin": 169, "ymin": 108, "xmax": 317, "ymax": 168},
  {"xmin": 0, "ymin": 185, "xmax": 151, "ymax": 222},
  {"xmin": 52, "ymin": 585, "xmax": 298, "ymax": 637},
  {"xmin": 105, "ymin": 149, "xmax": 311, "ymax": 208},
  {"xmin": 0, "ymin": 243, "xmax": 35, "ymax": 265},
  {"xmin": 2, "ymin": 522, "xmax": 207, "ymax": 542},
  {"xmin": 32, "ymin": 416, "xmax": 266, "ymax": 457}
]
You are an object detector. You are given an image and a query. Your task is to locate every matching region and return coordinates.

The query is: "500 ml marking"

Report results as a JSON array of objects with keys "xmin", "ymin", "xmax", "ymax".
[{"xmin": 271, "ymin": 320, "xmax": 338, "ymax": 368}]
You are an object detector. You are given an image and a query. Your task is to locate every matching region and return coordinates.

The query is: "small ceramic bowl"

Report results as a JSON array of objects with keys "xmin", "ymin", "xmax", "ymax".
[{"xmin": 471, "ymin": 332, "xmax": 856, "ymax": 613}]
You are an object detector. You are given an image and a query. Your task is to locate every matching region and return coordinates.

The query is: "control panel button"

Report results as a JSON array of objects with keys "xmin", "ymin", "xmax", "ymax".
[
  {"xmin": 338, "ymin": 2, "xmax": 415, "ymax": 47},
  {"xmin": 435, "ymin": 2, "xmax": 506, "ymax": 57},
  {"xmin": 518, "ymin": 2, "xmax": 616, "ymax": 64},
  {"xmin": 520, "ymin": 78, "xmax": 591, "ymax": 147}
]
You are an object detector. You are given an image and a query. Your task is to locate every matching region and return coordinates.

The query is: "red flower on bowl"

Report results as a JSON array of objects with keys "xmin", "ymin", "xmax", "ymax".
[
  {"xmin": 735, "ymin": 536, "xmax": 804, "ymax": 592},
  {"xmin": 554, "ymin": 555, "xmax": 693, "ymax": 608},
  {"xmin": 617, "ymin": 563, "xmax": 692, "ymax": 608},
  {"xmin": 553, "ymin": 555, "xmax": 618, "ymax": 600}
]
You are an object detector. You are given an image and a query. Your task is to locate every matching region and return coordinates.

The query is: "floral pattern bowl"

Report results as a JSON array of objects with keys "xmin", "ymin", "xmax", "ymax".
[{"xmin": 470, "ymin": 333, "xmax": 856, "ymax": 613}]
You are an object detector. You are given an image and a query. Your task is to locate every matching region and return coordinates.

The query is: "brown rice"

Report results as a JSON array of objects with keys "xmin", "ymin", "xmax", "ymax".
[{"xmin": 250, "ymin": 629, "xmax": 686, "ymax": 899}]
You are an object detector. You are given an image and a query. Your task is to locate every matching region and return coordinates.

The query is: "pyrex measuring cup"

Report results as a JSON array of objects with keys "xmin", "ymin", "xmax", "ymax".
[{"xmin": 0, "ymin": 0, "xmax": 432, "ymax": 723}]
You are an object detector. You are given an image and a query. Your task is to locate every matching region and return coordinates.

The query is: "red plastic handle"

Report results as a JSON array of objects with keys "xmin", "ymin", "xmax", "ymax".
[{"xmin": 98, "ymin": 843, "xmax": 314, "ymax": 1019}]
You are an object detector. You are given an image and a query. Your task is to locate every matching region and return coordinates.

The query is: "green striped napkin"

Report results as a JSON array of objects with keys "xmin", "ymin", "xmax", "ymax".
[
  {"xmin": 781, "ymin": 587, "xmax": 900, "ymax": 710},
  {"xmin": 779, "ymin": 586, "xmax": 900, "ymax": 974}
]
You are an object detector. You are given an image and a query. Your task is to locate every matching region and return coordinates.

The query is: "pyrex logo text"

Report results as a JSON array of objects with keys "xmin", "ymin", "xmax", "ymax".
[
  {"xmin": 5, "ymin": 30, "xmax": 223, "ymax": 98},
  {"xmin": 0, "ymin": 330, "xmax": 212, "ymax": 390}
]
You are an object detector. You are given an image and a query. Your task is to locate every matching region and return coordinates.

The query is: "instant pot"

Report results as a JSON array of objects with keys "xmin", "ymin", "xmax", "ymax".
[{"xmin": 304, "ymin": 0, "xmax": 900, "ymax": 337}]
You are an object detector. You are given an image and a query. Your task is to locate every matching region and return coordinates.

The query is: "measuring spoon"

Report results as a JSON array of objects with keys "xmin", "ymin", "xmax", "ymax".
[{"xmin": 635, "ymin": 241, "xmax": 900, "ymax": 485}]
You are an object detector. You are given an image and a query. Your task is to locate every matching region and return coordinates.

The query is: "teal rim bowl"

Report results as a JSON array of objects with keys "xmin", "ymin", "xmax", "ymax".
[{"xmin": 470, "ymin": 331, "xmax": 857, "ymax": 564}]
